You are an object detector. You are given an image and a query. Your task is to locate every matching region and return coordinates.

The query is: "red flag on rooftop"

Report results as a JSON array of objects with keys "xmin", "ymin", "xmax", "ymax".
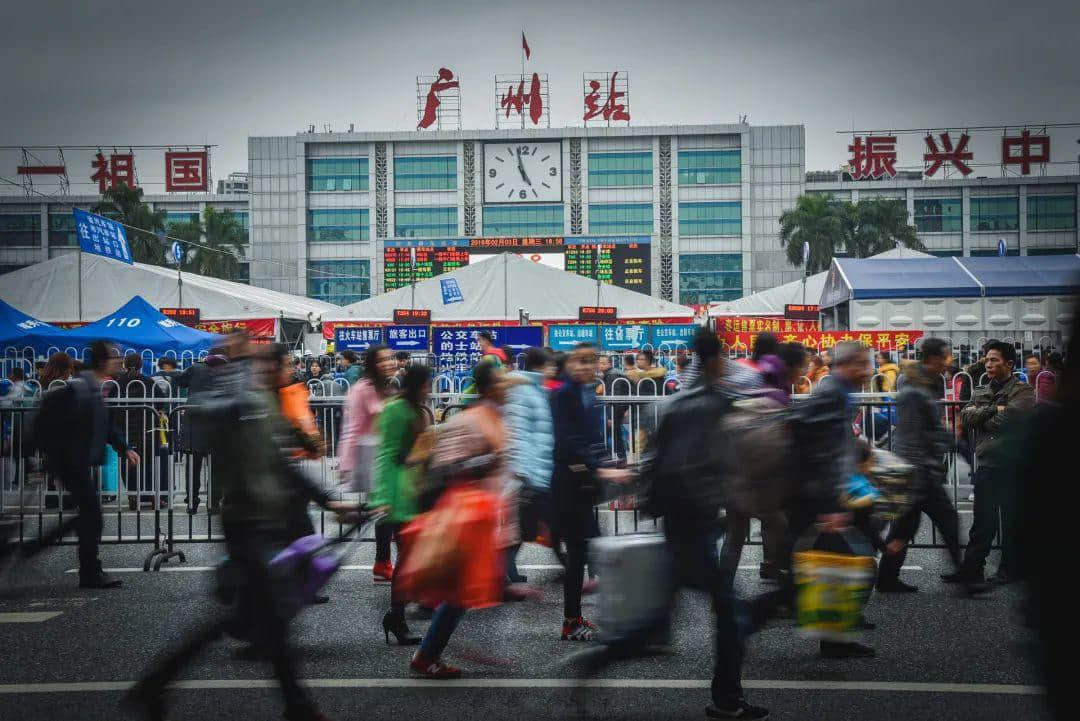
[{"xmin": 522, "ymin": 32, "xmax": 531, "ymax": 59}]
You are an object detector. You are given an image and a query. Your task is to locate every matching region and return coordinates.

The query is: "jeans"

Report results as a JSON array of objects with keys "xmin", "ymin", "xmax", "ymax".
[
  {"xmin": 419, "ymin": 603, "xmax": 465, "ymax": 659},
  {"xmin": 962, "ymin": 464, "xmax": 1015, "ymax": 577},
  {"xmin": 666, "ymin": 521, "xmax": 745, "ymax": 706},
  {"xmin": 561, "ymin": 503, "xmax": 596, "ymax": 620}
]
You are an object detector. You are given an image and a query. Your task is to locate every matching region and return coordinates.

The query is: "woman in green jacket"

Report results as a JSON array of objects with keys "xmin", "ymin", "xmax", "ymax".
[{"xmin": 373, "ymin": 363, "xmax": 431, "ymax": 645}]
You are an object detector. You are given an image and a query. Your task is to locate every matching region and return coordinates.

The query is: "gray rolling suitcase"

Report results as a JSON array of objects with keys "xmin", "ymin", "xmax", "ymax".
[{"xmin": 590, "ymin": 533, "xmax": 673, "ymax": 643}]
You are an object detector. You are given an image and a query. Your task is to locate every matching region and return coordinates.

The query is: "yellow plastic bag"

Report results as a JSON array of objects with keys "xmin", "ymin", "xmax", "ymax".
[{"xmin": 794, "ymin": 550, "xmax": 875, "ymax": 641}]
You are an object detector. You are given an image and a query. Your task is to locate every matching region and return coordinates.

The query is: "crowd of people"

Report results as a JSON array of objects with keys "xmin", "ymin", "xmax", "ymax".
[{"xmin": 0, "ymin": 322, "xmax": 1072, "ymax": 721}]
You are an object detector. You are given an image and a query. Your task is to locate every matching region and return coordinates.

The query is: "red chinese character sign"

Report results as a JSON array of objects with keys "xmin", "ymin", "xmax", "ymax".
[
  {"xmin": 847, "ymin": 136, "xmax": 897, "ymax": 180},
  {"xmin": 923, "ymin": 132, "xmax": 973, "ymax": 177},
  {"xmin": 164, "ymin": 150, "xmax": 209, "ymax": 192},
  {"xmin": 1002, "ymin": 130, "xmax": 1050, "ymax": 175},
  {"xmin": 495, "ymin": 73, "xmax": 549, "ymax": 129},
  {"xmin": 417, "ymin": 68, "xmax": 461, "ymax": 131},
  {"xmin": 90, "ymin": 151, "xmax": 137, "ymax": 193},
  {"xmin": 583, "ymin": 71, "xmax": 630, "ymax": 126}
]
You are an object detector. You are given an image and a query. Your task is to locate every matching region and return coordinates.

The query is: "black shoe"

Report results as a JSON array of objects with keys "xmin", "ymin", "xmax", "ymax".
[
  {"xmin": 706, "ymin": 700, "xmax": 770, "ymax": 719},
  {"xmin": 855, "ymin": 615, "xmax": 877, "ymax": 631},
  {"xmin": 877, "ymin": 580, "xmax": 919, "ymax": 593},
  {"xmin": 382, "ymin": 610, "xmax": 420, "ymax": 645},
  {"xmin": 989, "ymin": 570, "xmax": 1017, "ymax": 585},
  {"xmin": 941, "ymin": 571, "xmax": 982, "ymax": 584},
  {"xmin": 820, "ymin": 641, "xmax": 875, "ymax": 659},
  {"xmin": 962, "ymin": 580, "xmax": 992, "ymax": 597},
  {"xmin": 79, "ymin": 573, "xmax": 121, "ymax": 589},
  {"xmin": 759, "ymin": 562, "xmax": 781, "ymax": 581},
  {"xmin": 123, "ymin": 681, "xmax": 165, "ymax": 721},
  {"xmin": 311, "ymin": 594, "xmax": 330, "ymax": 605},
  {"xmin": 187, "ymin": 496, "xmax": 201, "ymax": 514}
]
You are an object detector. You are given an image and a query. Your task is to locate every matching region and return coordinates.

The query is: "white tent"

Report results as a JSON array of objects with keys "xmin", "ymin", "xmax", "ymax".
[
  {"xmin": 0, "ymin": 252, "xmax": 337, "ymax": 324},
  {"xmin": 708, "ymin": 247, "xmax": 934, "ymax": 317},
  {"xmin": 324, "ymin": 252, "xmax": 695, "ymax": 323}
]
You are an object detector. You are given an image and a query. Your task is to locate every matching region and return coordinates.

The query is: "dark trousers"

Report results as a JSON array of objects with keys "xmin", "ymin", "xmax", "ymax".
[
  {"xmin": 190, "ymin": 452, "xmax": 223, "ymax": 507},
  {"xmin": 962, "ymin": 464, "xmax": 1015, "ymax": 577},
  {"xmin": 561, "ymin": 503, "xmax": 595, "ymax": 620},
  {"xmin": 666, "ymin": 521, "xmax": 746, "ymax": 706},
  {"xmin": 722, "ymin": 511, "xmax": 788, "ymax": 568},
  {"xmin": 123, "ymin": 446, "xmax": 164, "ymax": 503},
  {"xmin": 419, "ymin": 603, "xmax": 465, "ymax": 659},
  {"xmin": 880, "ymin": 483, "xmax": 962, "ymax": 585},
  {"xmin": 384, "ymin": 523, "xmax": 408, "ymax": 614},
  {"xmin": 139, "ymin": 530, "xmax": 315, "ymax": 719},
  {"xmin": 374, "ymin": 522, "xmax": 394, "ymax": 565},
  {"xmin": 23, "ymin": 467, "xmax": 102, "ymax": 583}
]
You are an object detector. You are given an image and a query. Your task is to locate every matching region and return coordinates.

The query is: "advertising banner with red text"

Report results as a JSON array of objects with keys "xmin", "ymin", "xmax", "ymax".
[
  {"xmin": 715, "ymin": 316, "xmax": 820, "ymax": 334},
  {"xmin": 720, "ymin": 330, "xmax": 923, "ymax": 353},
  {"xmin": 195, "ymin": 318, "xmax": 277, "ymax": 341}
]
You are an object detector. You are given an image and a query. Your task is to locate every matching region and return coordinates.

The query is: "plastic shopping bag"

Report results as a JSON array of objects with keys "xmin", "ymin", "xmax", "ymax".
[
  {"xmin": 794, "ymin": 550, "xmax": 875, "ymax": 641},
  {"xmin": 101, "ymin": 445, "xmax": 119, "ymax": 494}
]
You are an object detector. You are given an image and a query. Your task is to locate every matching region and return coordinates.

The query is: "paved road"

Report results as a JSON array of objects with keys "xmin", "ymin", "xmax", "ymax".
[{"xmin": 0, "ymin": 528, "xmax": 1049, "ymax": 721}]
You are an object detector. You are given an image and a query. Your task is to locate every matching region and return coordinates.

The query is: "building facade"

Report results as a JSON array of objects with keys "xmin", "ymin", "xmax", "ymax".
[
  {"xmin": 247, "ymin": 124, "xmax": 805, "ymax": 306},
  {"xmin": 0, "ymin": 194, "xmax": 250, "ymax": 279},
  {"xmin": 806, "ymin": 173, "xmax": 1080, "ymax": 257}
]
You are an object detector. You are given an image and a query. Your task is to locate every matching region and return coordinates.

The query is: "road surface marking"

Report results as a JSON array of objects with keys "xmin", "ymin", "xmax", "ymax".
[
  {"xmin": 0, "ymin": 678, "xmax": 1043, "ymax": 695},
  {"xmin": 0, "ymin": 612, "xmax": 62, "ymax": 623}
]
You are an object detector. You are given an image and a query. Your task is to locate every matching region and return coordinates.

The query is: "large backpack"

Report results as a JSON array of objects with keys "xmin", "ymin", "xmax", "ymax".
[
  {"xmin": 720, "ymin": 392, "xmax": 797, "ymax": 516},
  {"xmin": 31, "ymin": 380, "xmax": 88, "ymax": 464}
]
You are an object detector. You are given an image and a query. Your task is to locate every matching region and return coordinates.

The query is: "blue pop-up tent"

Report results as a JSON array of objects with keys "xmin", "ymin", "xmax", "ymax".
[
  {"xmin": 62, "ymin": 296, "xmax": 224, "ymax": 361},
  {"xmin": 0, "ymin": 297, "xmax": 69, "ymax": 356}
]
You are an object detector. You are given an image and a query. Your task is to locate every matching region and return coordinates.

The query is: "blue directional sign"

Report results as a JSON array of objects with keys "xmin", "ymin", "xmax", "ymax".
[
  {"xmin": 385, "ymin": 325, "xmax": 429, "ymax": 352},
  {"xmin": 651, "ymin": 324, "xmax": 697, "ymax": 349},
  {"xmin": 334, "ymin": 326, "xmax": 383, "ymax": 352},
  {"xmin": 73, "ymin": 208, "xmax": 132, "ymax": 264},
  {"xmin": 440, "ymin": 277, "xmax": 464, "ymax": 305},
  {"xmin": 547, "ymin": 324, "xmax": 598, "ymax": 351},
  {"xmin": 432, "ymin": 326, "xmax": 543, "ymax": 375},
  {"xmin": 599, "ymin": 324, "xmax": 648, "ymax": 351}
]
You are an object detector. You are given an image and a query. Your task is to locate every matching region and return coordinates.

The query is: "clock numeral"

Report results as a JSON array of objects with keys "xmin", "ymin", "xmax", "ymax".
[
  {"xmin": 519, "ymin": 189, "xmax": 527, "ymax": 199},
  {"xmin": 549, "ymin": 167, "xmax": 557, "ymax": 176},
  {"xmin": 517, "ymin": 145, "xmax": 530, "ymax": 155},
  {"xmin": 488, "ymin": 168, "xmax": 496, "ymax": 177}
]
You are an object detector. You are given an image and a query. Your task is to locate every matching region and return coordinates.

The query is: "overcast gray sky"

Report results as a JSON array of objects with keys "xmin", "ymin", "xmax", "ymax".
[{"xmin": 2, "ymin": 0, "xmax": 1078, "ymax": 188}]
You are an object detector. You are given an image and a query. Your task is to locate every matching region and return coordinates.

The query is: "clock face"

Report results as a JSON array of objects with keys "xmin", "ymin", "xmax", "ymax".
[{"xmin": 483, "ymin": 141, "xmax": 562, "ymax": 203}]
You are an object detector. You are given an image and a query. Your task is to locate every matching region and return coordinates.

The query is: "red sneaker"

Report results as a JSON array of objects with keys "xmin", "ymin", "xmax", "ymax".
[
  {"xmin": 372, "ymin": 560, "xmax": 394, "ymax": 584},
  {"xmin": 410, "ymin": 652, "xmax": 462, "ymax": 679},
  {"xmin": 562, "ymin": 617, "xmax": 599, "ymax": 641}
]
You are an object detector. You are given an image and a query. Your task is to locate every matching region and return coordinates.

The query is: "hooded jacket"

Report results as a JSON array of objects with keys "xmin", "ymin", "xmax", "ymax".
[
  {"xmin": 504, "ymin": 370, "xmax": 554, "ymax": 491},
  {"xmin": 876, "ymin": 362, "xmax": 900, "ymax": 392}
]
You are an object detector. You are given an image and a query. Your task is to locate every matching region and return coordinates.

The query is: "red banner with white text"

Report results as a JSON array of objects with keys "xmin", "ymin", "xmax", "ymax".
[
  {"xmin": 720, "ymin": 330, "xmax": 923, "ymax": 353},
  {"xmin": 195, "ymin": 318, "xmax": 277, "ymax": 340}
]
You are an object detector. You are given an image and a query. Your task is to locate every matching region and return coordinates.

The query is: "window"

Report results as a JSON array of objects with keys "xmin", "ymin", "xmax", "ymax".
[
  {"xmin": 913, "ymin": 198, "xmax": 962, "ymax": 233},
  {"xmin": 235, "ymin": 262, "xmax": 250, "ymax": 284},
  {"xmin": 678, "ymin": 201, "xmax": 741, "ymax": 236},
  {"xmin": 394, "ymin": 155, "xmax": 457, "ymax": 190},
  {"xmin": 970, "ymin": 196, "xmax": 1018, "ymax": 231},
  {"xmin": 677, "ymin": 149, "xmax": 740, "ymax": 185},
  {"xmin": 1027, "ymin": 195, "xmax": 1077, "ymax": 231},
  {"xmin": 0, "ymin": 214, "xmax": 41, "ymax": 247},
  {"xmin": 307, "ymin": 209, "xmax": 369, "ymax": 242},
  {"xmin": 49, "ymin": 214, "xmax": 78, "ymax": 246},
  {"xmin": 306, "ymin": 157, "xmax": 369, "ymax": 192},
  {"xmin": 970, "ymin": 248, "xmax": 1020, "ymax": 257},
  {"xmin": 1028, "ymin": 248, "xmax": 1077, "ymax": 256},
  {"xmin": 482, "ymin": 204, "xmax": 563, "ymax": 236},
  {"xmin": 678, "ymin": 253, "xmax": 742, "ymax": 304},
  {"xmin": 165, "ymin": 211, "xmax": 199, "ymax": 230},
  {"xmin": 587, "ymin": 151, "xmax": 652, "ymax": 187},
  {"xmin": 232, "ymin": 211, "xmax": 250, "ymax": 244},
  {"xmin": 588, "ymin": 203, "xmax": 652, "ymax": 235},
  {"xmin": 307, "ymin": 260, "xmax": 370, "ymax": 305},
  {"xmin": 927, "ymin": 250, "xmax": 963, "ymax": 258},
  {"xmin": 394, "ymin": 206, "xmax": 457, "ymax": 238}
]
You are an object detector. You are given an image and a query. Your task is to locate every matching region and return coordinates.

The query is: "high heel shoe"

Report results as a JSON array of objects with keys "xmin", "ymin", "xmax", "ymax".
[{"xmin": 382, "ymin": 610, "xmax": 420, "ymax": 646}]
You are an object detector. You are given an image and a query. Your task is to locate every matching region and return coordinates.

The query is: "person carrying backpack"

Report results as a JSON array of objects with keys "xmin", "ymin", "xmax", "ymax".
[{"xmin": 27, "ymin": 341, "xmax": 138, "ymax": 589}]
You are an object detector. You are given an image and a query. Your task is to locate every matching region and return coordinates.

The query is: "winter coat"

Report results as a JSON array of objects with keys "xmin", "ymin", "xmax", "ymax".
[
  {"xmin": 337, "ymin": 378, "xmax": 385, "ymax": 477},
  {"xmin": 371, "ymin": 398, "xmax": 425, "ymax": 523},
  {"xmin": 504, "ymin": 371, "xmax": 554, "ymax": 491},
  {"xmin": 551, "ymin": 378, "xmax": 607, "ymax": 516},
  {"xmin": 960, "ymin": 375, "xmax": 1035, "ymax": 467},
  {"xmin": 875, "ymin": 362, "xmax": 900, "ymax": 392},
  {"xmin": 894, "ymin": 363, "xmax": 951, "ymax": 488},
  {"xmin": 793, "ymin": 373, "xmax": 857, "ymax": 512},
  {"xmin": 173, "ymin": 362, "xmax": 217, "ymax": 454},
  {"xmin": 625, "ymin": 365, "xmax": 667, "ymax": 396}
]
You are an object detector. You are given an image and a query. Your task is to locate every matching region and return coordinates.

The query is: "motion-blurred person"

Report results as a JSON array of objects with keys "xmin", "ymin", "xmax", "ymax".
[
  {"xmin": 877, "ymin": 339, "xmax": 985, "ymax": 595},
  {"xmin": 504, "ymin": 347, "xmax": 555, "ymax": 585},
  {"xmin": 477, "ymin": 330, "xmax": 509, "ymax": 365},
  {"xmin": 1023, "ymin": 354, "xmax": 1041, "ymax": 383},
  {"xmin": 641, "ymin": 327, "xmax": 768, "ymax": 720},
  {"xmin": 25, "ymin": 341, "xmax": 138, "ymax": 588},
  {"xmin": 544, "ymin": 351, "xmax": 568, "ymax": 391},
  {"xmin": 38, "ymin": 352, "xmax": 73, "ymax": 388},
  {"xmin": 130, "ymin": 345, "xmax": 342, "ymax": 721},
  {"xmin": 946, "ymin": 341, "xmax": 1034, "ymax": 585},
  {"xmin": 339, "ymin": 345, "xmax": 398, "ymax": 583},
  {"xmin": 1035, "ymin": 352, "xmax": 1063, "ymax": 403},
  {"xmin": 552, "ymin": 343, "xmax": 630, "ymax": 640},
  {"xmin": 751, "ymin": 340, "xmax": 876, "ymax": 659},
  {"xmin": 173, "ymin": 350, "xmax": 229, "ymax": 513},
  {"xmin": 373, "ymin": 363, "xmax": 432, "ymax": 645},
  {"xmin": 111, "ymin": 354, "xmax": 160, "ymax": 510}
]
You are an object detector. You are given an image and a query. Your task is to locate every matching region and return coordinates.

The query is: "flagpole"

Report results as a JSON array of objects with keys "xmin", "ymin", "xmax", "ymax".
[{"xmin": 521, "ymin": 28, "xmax": 526, "ymax": 130}]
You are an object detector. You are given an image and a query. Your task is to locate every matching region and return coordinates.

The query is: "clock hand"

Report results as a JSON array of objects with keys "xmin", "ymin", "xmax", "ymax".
[{"xmin": 516, "ymin": 148, "xmax": 532, "ymax": 186}]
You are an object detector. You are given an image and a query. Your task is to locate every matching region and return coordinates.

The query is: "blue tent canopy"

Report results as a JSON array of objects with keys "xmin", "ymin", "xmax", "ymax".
[
  {"xmin": 63, "ymin": 296, "xmax": 223, "ymax": 358},
  {"xmin": 0, "ymin": 297, "xmax": 69, "ymax": 355},
  {"xmin": 960, "ymin": 255, "xmax": 1080, "ymax": 297},
  {"xmin": 820, "ymin": 257, "xmax": 982, "ymax": 309}
]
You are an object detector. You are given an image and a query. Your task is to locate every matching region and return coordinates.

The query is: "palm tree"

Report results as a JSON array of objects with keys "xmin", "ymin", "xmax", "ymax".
[
  {"xmin": 778, "ymin": 194, "xmax": 841, "ymax": 274},
  {"xmin": 842, "ymin": 198, "xmax": 925, "ymax": 258},
  {"xmin": 186, "ymin": 207, "xmax": 246, "ymax": 281},
  {"xmin": 167, "ymin": 220, "xmax": 202, "ymax": 271},
  {"xmin": 93, "ymin": 182, "xmax": 167, "ymax": 265}
]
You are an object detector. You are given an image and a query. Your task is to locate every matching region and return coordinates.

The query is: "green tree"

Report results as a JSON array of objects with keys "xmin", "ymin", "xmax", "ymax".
[
  {"xmin": 167, "ymin": 220, "xmax": 202, "ymax": 271},
  {"xmin": 93, "ymin": 182, "xmax": 167, "ymax": 265},
  {"xmin": 842, "ymin": 198, "xmax": 925, "ymax": 258},
  {"xmin": 778, "ymin": 194, "xmax": 841, "ymax": 274},
  {"xmin": 183, "ymin": 207, "xmax": 247, "ymax": 281}
]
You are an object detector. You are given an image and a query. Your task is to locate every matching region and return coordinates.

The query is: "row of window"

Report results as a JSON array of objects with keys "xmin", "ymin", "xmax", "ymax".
[
  {"xmin": 303, "ymin": 150, "xmax": 741, "ymax": 194},
  {"xmin": 678, "ymin": 253, "xmax": 742, "ymax": 305},
  {"xmin": 916, "ymin": 195, "xmax": 1077, "ymax": 233},
  {"xmin": 307, "ymin": 259, "xmax": 371, "ymax": 305}
]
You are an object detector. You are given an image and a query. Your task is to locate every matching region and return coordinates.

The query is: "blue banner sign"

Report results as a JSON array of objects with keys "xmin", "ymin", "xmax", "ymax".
[
  {"xmin": 335, "ymin": 326, "xmax": 383, "ymax": 351},
  {"xmin": 547, "ymin": 324, "xmax": 598, "ymax": 351},
  {"xmin": 385, "ymin": 325, "xmax": 429, "ymax": 351},
  {"xmin": 432, "ymin": 326, "xmax": 543, "ymax": 375},
  {"xmin": 599, "ymin": 324, "xmax": 648, "ymax": 351},
  {"xmin": 73, "ymin": 208, "xmax": 132, "ymax": 264},
  {"xmin": 651, "ymin": 324, "xmax": 697, "ymax": 348},
  {"xmin": 440, "ymin": 277, "xmax": 464, "ymax": 304}
]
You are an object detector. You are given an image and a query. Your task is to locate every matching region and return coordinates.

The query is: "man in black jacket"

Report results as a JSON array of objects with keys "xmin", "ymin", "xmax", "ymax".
[
  {"xmin": 877, "ymin": 338, "xmax": 985, "ymax": 595},
  {"xmin": 551, "ymin": 342, "xmax": 628, "ymax": 641},
  {"xmin": 28, "ymin": 341, "xmax": 138, "ymax": 588}
]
